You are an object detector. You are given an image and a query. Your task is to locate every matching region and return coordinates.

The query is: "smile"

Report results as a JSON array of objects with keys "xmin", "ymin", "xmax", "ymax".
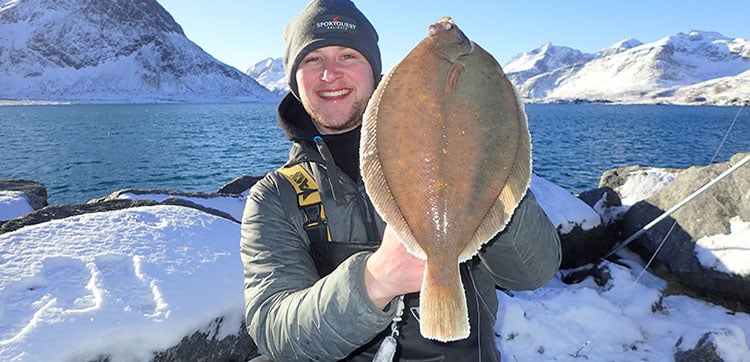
[{"xmin": 318, "ymin": 89, "xmax": 351, "ymax": 98}]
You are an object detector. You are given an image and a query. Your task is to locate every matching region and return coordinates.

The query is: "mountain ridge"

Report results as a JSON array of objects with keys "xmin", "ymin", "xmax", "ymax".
[
  {"xmin": 250, "ymin": 30, "xmax": 749, "ymax": 106},
  {"xmin": 506, "ymin": 30, "xmax": 749, "ymax": 105},
  {"xmin": 0, "ymin": 0, "xmax": 277, "ymax": 104},
  {"xmin": 2, "ymin": 0, "xmax": 746, "ymax": 106}
]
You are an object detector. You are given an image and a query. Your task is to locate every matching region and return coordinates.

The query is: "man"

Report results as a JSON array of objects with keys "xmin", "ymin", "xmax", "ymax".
[{"xmin": 240, "ymin": 0, "xmax": 561, "ymax": 360}]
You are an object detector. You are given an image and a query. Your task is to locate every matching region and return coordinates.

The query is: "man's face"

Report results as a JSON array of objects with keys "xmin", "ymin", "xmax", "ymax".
[{"xmin": 296, "ymin": 46, "xmax": 375, "ymax": 134}]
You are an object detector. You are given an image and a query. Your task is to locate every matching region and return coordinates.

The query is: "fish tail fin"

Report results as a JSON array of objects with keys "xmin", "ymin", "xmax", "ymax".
[{"xmin": 419, "ymin": 260, "xmax": 469, "ymax": 342}]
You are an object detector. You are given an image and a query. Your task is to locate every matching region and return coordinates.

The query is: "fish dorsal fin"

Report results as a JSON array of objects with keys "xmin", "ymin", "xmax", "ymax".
[
  {"xmin": 459, "ymin": 123, "xmax": 531, "ymax": 261},
  {"xmin": 361, "ymin": 68, "xmax": 427, "ymax": 259}
]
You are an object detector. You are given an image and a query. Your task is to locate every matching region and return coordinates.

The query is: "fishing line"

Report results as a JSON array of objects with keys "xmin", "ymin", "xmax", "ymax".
[
  {"xmin": 571, "ymin": 222, "xmax": 677, "ymax": 358},
  {"xmin": 572, "ymin": 103, "xmax": 746, "ymax": 357},
  {"xmin": 710, "ymin": 104, "xmax": 744, "ymax": 164}
]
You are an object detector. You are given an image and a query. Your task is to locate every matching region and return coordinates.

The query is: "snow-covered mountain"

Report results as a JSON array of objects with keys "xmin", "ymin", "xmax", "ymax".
[
  {"xmin": 246, "ymin": 57, "xmax": 289, "ymax": 97},
  {"xmin": 507, "ymin": 30, "xmax": 750, "ymax": 106},
  {"xmin": 503, "ymin": 42, "xmax": 596, "ymax": 86},
  {"xmin": 0, "ymin": 0, "xmax": 277, "ymax": 104},
  {"xmin": 249, "ymin": 30, "xmax": 748, "ymax": 106}
]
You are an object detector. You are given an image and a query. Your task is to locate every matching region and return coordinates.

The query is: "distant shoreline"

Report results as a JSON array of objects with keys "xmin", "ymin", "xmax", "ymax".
[
  {"xmin": 1, "ymin": 98, "xmax": 746, "ymax": 107},
  {"xmin": 0, "ymin": 99, "xmax": 72, "ymax": 106}
]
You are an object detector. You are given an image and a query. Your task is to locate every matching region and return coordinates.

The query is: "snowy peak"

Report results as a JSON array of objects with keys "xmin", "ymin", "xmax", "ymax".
[
  {"xmin": 246, "ymin": 57, "xmax": 289, "ymax": 96},
  {"xmin": 506, "ymin": 42, "xmax": 591, "ymax": 71},
  {"xmin": 81, "ymin": 1, "xmax": 184, "ymax": 35},
  {"xmin": 1, "ymin": 0, "xmax": 184, "ymax": 69},
  {"xmin": 0, "ymin": 0, "xmax": 278, "ymax": 103},
  {"xmin": 654, "ymin": 30, "xmax": 740, "ymax": 63},
  {"xmin": 506, "ymin": 30, "xmax": 750, "ymax": 106},
  {"xmin": 247, "ymin": 57, "xmax": 282, "ymax": 79},
  {"xmin": 596, "ymin": 38, "xmax": 643, "ymax": 57},
  {"xmin": 504, "ymin": 42, "xmax": 594, "ymax": 85}
]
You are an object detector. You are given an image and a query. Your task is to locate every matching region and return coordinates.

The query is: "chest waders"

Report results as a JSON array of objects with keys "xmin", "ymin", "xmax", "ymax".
[{"xmin": 279, "ymin": 164, "xmax": 500, "ymax": 362}]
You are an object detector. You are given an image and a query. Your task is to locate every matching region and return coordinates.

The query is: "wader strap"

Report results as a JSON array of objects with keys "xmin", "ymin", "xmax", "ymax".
[{"xmin": 278, "ymin": 164, "xmax": 331, "ymax": 243}]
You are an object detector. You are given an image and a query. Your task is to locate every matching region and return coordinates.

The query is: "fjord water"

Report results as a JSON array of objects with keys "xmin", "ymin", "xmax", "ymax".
[
  {"xmin": 1, "ymin": 103, "xmax": 748, "ymax": 205},
  {"xmin": 1, "ymin": 103, "xmax": 288, "ymax": 205}
]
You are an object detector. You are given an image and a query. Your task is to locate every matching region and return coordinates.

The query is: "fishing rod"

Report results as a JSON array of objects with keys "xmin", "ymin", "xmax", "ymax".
[
  {"xmin": 571, "ymin": 155, "xmax": 749, "ymax": 358},
  {"xmin": 572, "ymin": 104, "xmax": 747, "ymax": 358},
  {"xmin": 605, "ymin": 153, "xmax": 749, "ymax": 258}
]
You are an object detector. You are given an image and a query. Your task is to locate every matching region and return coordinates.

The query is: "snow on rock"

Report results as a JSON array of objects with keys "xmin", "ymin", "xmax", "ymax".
[
  {"xmin": 0, "ymin": 205, "xmax": 244, "ymax": 361},
  {"xmin": 116, "ymin": 191, "xmax": 247, "ymax": 223},
  {"xmin": 496, "ymin": 259, "xmax": 750, "ymax": 361},
  {"xmin": 615, "ymin": 168, "xmax": 679, "ymax": 205},
  {"xmin": 1, "ymin": 174, "xmax": 749, "ymax": 360},
  {"xmin": 532, "ymin": 174, "xmax": 601, "ymax": 234},
  {"xmin": 616, "ymin": 154, "xmax": 750, "ymax": 321},
  {"xmin": 0, "ymin": 191, "xmax": 33, "ymax": 222},
  {"xmin": 2, "ymin": 161, "xmax": 749, "ymax": 360},
  {"xmin": 695, "ymin": 216, "xmax": 750, "ymax": 276}
]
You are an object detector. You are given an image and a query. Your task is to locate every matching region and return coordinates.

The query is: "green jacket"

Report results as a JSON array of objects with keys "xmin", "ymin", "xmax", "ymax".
[
  {"xmin": 241, "ymin": 94, "xmax": 561, "ymax": 361},
  {"xmin": 241, "ymin": 141, "xmax": 561, "ymax": 361}
]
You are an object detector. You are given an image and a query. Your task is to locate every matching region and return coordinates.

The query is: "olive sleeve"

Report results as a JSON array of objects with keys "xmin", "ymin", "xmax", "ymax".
[
  {"xmin": 478, "ymin": 191, "xmax": 562, "ymax": 290},
  {"xmin": 240, "ymin": 174, "xmax": 395, "ymax": 360}
]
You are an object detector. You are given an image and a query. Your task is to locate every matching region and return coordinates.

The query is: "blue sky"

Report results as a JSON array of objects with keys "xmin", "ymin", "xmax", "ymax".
[{"xmin": 157, "ymin": 1, "xmax": 749, "ymax": 72}]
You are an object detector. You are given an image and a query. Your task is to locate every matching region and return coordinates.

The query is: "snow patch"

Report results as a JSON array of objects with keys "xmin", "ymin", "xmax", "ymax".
[
  {"xmin": 695, "ymin": 216, "xmax": 750, "ymax": 276},
  {"xmin": 0, "ymin": 191, "xmax": 33, "ymax": 221},
  {"xmin": 532, "ymin": 174, "xmax": 601, "ymax": 234},
  {"xmin": 616, "ymin": 168, "xmax": 678, "ymax": 205}
]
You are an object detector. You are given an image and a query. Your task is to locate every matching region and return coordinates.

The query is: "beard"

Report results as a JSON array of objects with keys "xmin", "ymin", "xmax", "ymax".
[{"xmin": 305, "ymin": 97, "xmax": 368, "ymax": 134}]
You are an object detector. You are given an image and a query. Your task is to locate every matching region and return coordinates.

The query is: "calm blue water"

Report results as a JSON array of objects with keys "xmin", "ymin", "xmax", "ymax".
[{"xmin": 1, "ymin": 103, "xmax": 748, "ymax": 205}]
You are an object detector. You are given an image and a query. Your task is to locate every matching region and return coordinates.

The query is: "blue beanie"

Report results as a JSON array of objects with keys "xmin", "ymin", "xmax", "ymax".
[{"xmin": 283, "ymin": 0, "xmax": 381, "ymax": 98}]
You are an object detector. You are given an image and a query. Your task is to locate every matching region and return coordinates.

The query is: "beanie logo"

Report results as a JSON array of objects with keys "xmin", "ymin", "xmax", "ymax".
[{"xmin": 314, "ymin": 15, "xmax": 358, "ymax": 33}]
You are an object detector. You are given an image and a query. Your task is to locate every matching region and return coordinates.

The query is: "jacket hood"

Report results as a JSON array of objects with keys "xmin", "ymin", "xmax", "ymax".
[
  {"xmin": 275, "ymin": 92, "xmax": 362, "ymax": 182},
  {"xmin": 277, "ymin": 92, "xmax": 321, "ymax": 143}
]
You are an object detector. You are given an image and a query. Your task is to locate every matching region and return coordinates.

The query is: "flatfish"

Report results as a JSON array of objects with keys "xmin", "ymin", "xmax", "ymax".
[{"xmin": 360, "ymin": 17, "xmax": 531, "ymax": 342}]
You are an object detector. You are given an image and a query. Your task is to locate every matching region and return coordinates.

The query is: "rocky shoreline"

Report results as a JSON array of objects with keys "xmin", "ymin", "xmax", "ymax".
[
  {"xmin": 560, "ymin": 153, "xmax": 749, "ymax": 313},
  {"xmin": 1, "ymin": 153, "xmax": 748, "ymax": 361}
]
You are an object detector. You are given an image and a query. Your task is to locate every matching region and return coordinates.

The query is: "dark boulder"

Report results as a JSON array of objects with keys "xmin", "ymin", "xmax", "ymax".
[
  {"xmin": 152, "ymin": 319, "xmax": 258, "ymax": 362},
  {"xmin": 87, "ymin": 319, "xmax": 259, "ymax": 362},
  {"xmin": 1, "ymin": 188, "xmax": 243, "ymax": 235},
  {"xmin": 674, "ymin": 332, "xmax": 724, "ymax": 362},
  {"xmin": 532, "ymin": 176, "xmax": 614, "ymax": 269},
  {"xmin": 0, "ymin": 199, "xmax": 159, "ymax": 235},
  {"xmin": 92, "ymin": 188, "xmax": 242, "ymax": 222},
  {"xmin": 218, "ymin": 175, "xmax": 263, "ymax": 195},
  {"xmin": 599, "ymin": 165, "xmax": 681, "ymax": 193},
  {"xmin": 621, "ymin": 153, "xmax": 750, "ymax": 310},
  {"xmin": 558, "ymin": 222, "xmax": 616, "ymax": 269},
  {"xmin": 578, "ymin": 186, "xmax": 623, "ymax": 227},
  {"xmin": 0, "ymin": 178, "xmax": 48, "ymax": 210},
  {"xmin": 555, "ymin": 186, "xmax": 624, "ymax": 269}
]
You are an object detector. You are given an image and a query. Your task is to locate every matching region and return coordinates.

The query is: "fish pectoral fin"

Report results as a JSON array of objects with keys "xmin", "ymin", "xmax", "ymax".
[{"xmin": 445, "ymin": 61, "xmax": 464, "ymax": 94}]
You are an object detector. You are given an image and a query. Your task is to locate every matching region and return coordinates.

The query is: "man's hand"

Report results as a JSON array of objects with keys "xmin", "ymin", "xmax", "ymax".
[{"xmin": 364, "ymin": 225, "xmax": 425, "ymax": 309}]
